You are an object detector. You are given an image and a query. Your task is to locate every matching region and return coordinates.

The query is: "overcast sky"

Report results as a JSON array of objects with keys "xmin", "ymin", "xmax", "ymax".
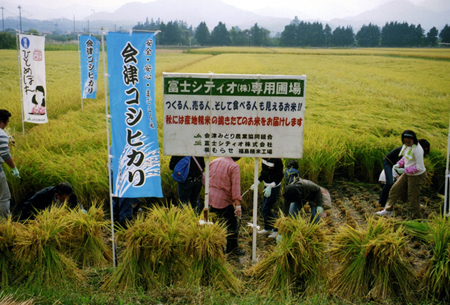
[{"xmin": 6, "ymin": 0, "xmax": 425, "ymax": 20}]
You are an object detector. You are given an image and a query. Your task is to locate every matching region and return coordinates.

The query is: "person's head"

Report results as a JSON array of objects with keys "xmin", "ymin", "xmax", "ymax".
[
  {"xmin": 401, "ymin": 130, "xmax": 418, "ymax": 147},
  {"xmin": 231, "ymin": 157, "xmax": 241, "ymax": 162},
  {"xmin": 0, "ymin": 109, "xmax": 12, "ymax": 129},
  {"xmin": 54, "ymin": 182, "xmax": 74, "ymax": 202},
  {"xmin": 287, "ymin": 159, "xmax": 299, "ymax": 169},
  {"xmin": 283, "ymin": 184, "xmax": 303, "ymax": 209},
  {"xmin": 418, "ymin": 139, "xmax": 430, "ymax": 157}
]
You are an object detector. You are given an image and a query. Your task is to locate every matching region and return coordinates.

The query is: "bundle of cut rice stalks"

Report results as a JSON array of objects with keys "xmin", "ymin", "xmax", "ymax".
[
  {"xmin": 246, "ymin": 215, "xmax": 328, "ymax": 298},
  {"xmin": 421, "ymin": 216, "xmax": 450, "ymax": 301},
  {"xmin": 66, "ymin": 201, "xmax": 113, "ymax": 268},
  {"xmin": 183, "ymin": 208, "xmax": 241, "ymax": 293},
  {"xmin": 13, "ymin": 205, "xmax": 84, "ymax": 286},
  {"xmin": 330, "ymin": 217, "xmax": 418, "ymax": 303},
  {"xmin": 103, "ymin": 206, "xmax": 191, "ymax": 290},
  {"xmin": 0, "ymin": 218, "xmax": 25, "ymax": 286}
]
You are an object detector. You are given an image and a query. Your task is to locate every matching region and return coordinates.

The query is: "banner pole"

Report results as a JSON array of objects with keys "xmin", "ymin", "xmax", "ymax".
[
  {"xmin": 252, "ymin": 157, "xmax": 259, "ymax": 263},
  {"xmin": 16, "ymin": 31, "xmax": 25, "ymax": 134},
  {"xmin": 78, "ymin": 34, "xmax": 83, "ymax": 110},
  {"xmin": 444, "ymin": 114, "xmax": 450, "ymax": 216},
  {"xmin": 101, "ymin": 28, "xmax": 116, "ymax": 267},
  {"xmin": 204, "ymin": 157, "xmax": 210, "ymax": 218}
]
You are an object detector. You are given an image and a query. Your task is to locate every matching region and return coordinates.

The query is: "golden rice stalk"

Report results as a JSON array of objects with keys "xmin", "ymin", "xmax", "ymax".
[
  {"xmin": 0, "ymin": 292, "xmax": 34, "ymax": 305},
  {"xmin": 65, "ymin": 200, "xmax": 113, "ymax": 268},
  {"xmin": 246, "ymin": 215, "xmax": 328, "ymax": 297},
  {"xmin": 421, "ymin": 216, "xmax": 450, "ymax": 301},
  {"xmin": 13, "ymin": 205, "xmax": 84, "ymax": 286},
  {"xmin": 330, "ymin": 217, "xmax": 418, "ymax": 303},
  {"xmin": 0, "ymin": 218, "xmax": 26, "ymax": 286}
]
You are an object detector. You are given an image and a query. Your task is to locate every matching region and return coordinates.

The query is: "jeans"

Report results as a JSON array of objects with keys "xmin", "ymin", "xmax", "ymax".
[
  {"xmin": 289, "ymin": 202, "xmax": 320, "ymax": 224},
  {"xmin": 0, "ymin": 171, "xmax": 11, "ymax": 219},
  {"xmin": 210, "ymin": 205, "xmax": 239, "ymax": 253},
  {"xmin": 379, "ymin": 159, "xmax": 394, "ymax": 207},
  {"xmin": 262, "ymin": 185, "xmax": 281, "ymax": 231},
  {"xmin": 178, "ymin": 177, "xmax": 203, "ymax": 213}
]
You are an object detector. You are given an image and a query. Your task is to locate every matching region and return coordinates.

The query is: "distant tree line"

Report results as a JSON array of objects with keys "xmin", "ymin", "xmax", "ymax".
[
  {"xmin": 131, "ymin": 17, "xmax": 450, "ymax": 48},
  {"xmin": 1, "ymin": 18, "xmax": 450, "ymax": 49}
]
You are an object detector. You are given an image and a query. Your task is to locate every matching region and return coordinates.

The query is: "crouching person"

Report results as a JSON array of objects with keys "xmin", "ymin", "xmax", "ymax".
[
  {"xmin": 282, "ymin": 178, "xmax": 324, "ymax": 223},
  {"xmin": 19, "ymin": 182, "xmax": 84, "ymax": 220}
]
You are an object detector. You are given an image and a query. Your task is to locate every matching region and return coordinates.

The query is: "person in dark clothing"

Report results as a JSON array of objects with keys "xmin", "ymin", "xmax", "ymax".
[
  {"xmin": 252, "ymin": 158, "xmax": 284, "ymax": 238},
  {"xmin": 169, "ymin": 156, "xmax": 205, "ymax": 213},
  {"xmin": 19, "ymin": 182, "xmax": 83, "ymax": 220},
  {"xmin": 283, "ymin": 178, "xmax": 324, "ymax": 223},
  {"xmin": 379, "ymin": 146, "xmax": 403, "ymax": 207},
  {"xmin": 284, "ymin": 159, "xmax": 300, "ymax": 185}
]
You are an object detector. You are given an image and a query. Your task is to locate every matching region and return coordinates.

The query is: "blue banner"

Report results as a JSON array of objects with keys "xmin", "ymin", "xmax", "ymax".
[
  {"xmin": 107, "ymin": 32, "xmax": 162, "ymax": 198},
  {"xmin": 79, "ymin": 35, "xmax": 100, "ymax": 99}
]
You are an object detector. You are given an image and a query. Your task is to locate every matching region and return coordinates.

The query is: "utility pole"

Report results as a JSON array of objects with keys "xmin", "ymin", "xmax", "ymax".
[
  {"xmin": 0, "ymin": 7, "xmax": 4, "ymax": 31},
  {"xmin": 87, "ymin": 20, "xmax": 89, "ymax": 34},
  {"xmin": 73, "ymin": 15, "xmax": 75, "ymax": 33},
  {"xmin": 18, "ymin": 5, "xmax": 22, "ymax": 33}
]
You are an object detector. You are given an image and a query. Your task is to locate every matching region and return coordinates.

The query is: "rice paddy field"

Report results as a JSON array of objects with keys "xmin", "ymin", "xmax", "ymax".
[{"xmin": 1, "ymin": 46, "xmax": 450, "ymax": 304}]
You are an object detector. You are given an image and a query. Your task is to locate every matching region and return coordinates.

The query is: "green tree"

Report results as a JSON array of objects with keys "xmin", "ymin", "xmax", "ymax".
[
  {"xmin": 249, "ymin": 23, "xmax": 271, "ymax": 46},
  {"xmin": 331, "ymin": 26, "xmax": 354, "ymax": 47},
  {"xmin": 210, "ymin": 22, "xmax": 231, "ymax": 46},
  {"xmin": 0, "ymin": 32, "xmax": 15, "ymax": 49},
  {"xmin": 439, "ymin": 24, "xmax": 450, "ymax": 43},
  {"xmin": 230, "ymin": 26, "xmax": 249, "ymax": 46},
  {"xmin": 324, "ymin": 24, "xmax": 332, "ymax": 47},
  {"xmin": 426, "ymin": 27, "xmax": 438, "ymax": 46},
  {"xmin": 195, "ymin": 22, "xmax": 210, "ymax": 46},
  {"xmin": 356, "ymin": 23, "xmax": 380, "ymax": 47}
]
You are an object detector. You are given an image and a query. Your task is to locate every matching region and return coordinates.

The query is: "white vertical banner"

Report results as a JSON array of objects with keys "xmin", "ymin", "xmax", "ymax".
[{"xmin": 19, "ymin": 34, "xmax": 48, "ymax": 124}]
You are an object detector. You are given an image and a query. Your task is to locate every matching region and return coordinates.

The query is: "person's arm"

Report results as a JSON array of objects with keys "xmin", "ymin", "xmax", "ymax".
[{"xmin": 4, "ymin": 156, "xmax": 16, "ymax": 170}]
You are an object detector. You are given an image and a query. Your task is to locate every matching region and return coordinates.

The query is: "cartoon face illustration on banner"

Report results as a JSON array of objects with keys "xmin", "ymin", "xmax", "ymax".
[{"xmin": 29, "ymin": 85, "xmax": 46, "ymax": 115}]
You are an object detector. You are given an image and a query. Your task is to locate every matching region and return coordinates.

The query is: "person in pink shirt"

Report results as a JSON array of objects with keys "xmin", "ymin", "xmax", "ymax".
[{"xmin": 208, "ymin": 157, "xmax": 244, "ymax": 256}]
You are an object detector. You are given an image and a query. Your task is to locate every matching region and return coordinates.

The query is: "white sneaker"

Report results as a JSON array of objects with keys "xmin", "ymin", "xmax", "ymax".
[
  {"xmin": 376, "ymin": 209, "xmax": 393, "ymax": 217},
  {"xmin": 268, "ymin": 231, "xmax": 278, "ymax": 238},
  {"xmin": 257, "ymin": 229, "xmax": 272, "ymax": 235}
]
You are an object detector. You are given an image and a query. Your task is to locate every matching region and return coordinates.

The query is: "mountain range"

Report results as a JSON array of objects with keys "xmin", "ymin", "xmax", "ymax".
[{"xmin": 2, "ymin": 0, "xmax": 449, "ymax": 35}]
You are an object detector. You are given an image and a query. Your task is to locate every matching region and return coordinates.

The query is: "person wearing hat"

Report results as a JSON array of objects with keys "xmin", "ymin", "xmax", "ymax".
[
  {"xmin": 18, "ymin": 182, "xmax": 84, "ymax": 220},
  {"xmin": 376, "ymin": 130, "xmax": 428, "ymax": 219},
  {"xmin": 282, "ymin": 178, "xmax": 324, "ymax": 223}
]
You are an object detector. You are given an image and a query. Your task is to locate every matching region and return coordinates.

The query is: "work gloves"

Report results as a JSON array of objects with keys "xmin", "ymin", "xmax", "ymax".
[
  {"xmin": 250, "ymin": 180, "xmax": 260, "ymax": 191},
  {"xmin": 234, "ymin": 205, "xmax": 242, "ymax": 219},
  {"xmin": 317, "ymin": 206, "xmax": 324, "ymax": 215},
  {"xmin": 12, "ymin": 167, "xmax": 20, "ymax": 178},
  {"xmin": 263, "ymin": 182, "xmax": 276, "ymax": 197},
  {"xmin": 393, "ymin": 164, "xmax": 405, "ymax": 175}
]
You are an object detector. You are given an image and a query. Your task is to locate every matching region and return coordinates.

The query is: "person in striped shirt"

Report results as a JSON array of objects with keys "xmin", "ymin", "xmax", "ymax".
[{"xmin": 0, "ymin": 110, "xmax": 20, "ymax": 219}]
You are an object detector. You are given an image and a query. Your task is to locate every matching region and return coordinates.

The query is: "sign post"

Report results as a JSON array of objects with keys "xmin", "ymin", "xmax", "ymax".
[{"xmin": 163, "ymin": 73, "xmax": 306, "ymax": 260}]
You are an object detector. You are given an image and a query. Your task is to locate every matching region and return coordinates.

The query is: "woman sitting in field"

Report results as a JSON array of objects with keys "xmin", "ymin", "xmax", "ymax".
[{"xmin": 376, "ymin": 130, "xmax": 430, "ymax": 219}]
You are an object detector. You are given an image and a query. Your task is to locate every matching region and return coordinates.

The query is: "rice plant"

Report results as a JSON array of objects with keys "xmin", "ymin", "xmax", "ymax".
[
  {"xmin": 421, "ymin": 216, "xmax": 450, "ymax": 301},
  {"xmin": 13, "ymin": 205, "xmax": 84, "ymax": 287},
  {"xmin": 246, "ymin": 215, "xmax": 328, "ymax": 298},
  {"xmin": 0, "ymin": 218, "xmax": 25, "ymax": 286},
  {"xmin": 330, "ymin": 217, "xmax": 418, "ymax": 303},
  {"xmin": 65, "ymin": 201, "xmax": 113, "ymax": 268}
]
